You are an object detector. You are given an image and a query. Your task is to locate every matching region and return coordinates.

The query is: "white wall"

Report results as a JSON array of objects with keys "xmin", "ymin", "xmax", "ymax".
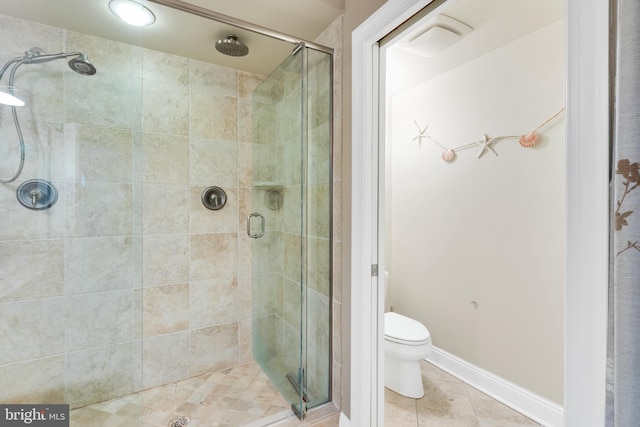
[{"xmin": 387, "ymin": 18, "xmax": 565, "ymax": 404}]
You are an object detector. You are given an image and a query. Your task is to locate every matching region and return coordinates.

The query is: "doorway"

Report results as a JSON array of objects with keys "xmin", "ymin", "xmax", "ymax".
[
  {"xmin": 348, "ymin": 0, "xmax": 610, "ymax": 426},
  {"xmin": 381, "ymin": 0, "xmax": 564, "ymax": 424}
]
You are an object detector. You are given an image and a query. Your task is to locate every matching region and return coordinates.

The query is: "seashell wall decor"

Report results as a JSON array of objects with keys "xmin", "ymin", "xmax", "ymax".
[{"xmin": 411, "ymin": 108, "xmax": 565, "ymax": 163}]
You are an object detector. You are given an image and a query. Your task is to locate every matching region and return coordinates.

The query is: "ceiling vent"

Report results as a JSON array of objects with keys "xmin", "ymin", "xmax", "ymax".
[{"xmin": 397, "ymin": 14, "xmax": 473, "ymax": 58}]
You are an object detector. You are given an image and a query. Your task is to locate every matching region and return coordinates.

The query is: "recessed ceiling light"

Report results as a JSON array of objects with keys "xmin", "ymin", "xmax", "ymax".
[{"xmin": 109, "ymin": 0, "xmax": 156, "ymax": 27}]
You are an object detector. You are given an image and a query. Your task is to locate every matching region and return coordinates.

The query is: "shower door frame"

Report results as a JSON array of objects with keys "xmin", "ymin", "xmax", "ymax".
[
  {"xmin": 249, "ymin": 47, "xmax": 308, "ymax": 420},
  {"xmin": 250, "ymin": 43, "xmax": 334, "ymax": 420},
  {"xmin": 349, "ymin": 0, "xmax": 610, "ymax": 426}
]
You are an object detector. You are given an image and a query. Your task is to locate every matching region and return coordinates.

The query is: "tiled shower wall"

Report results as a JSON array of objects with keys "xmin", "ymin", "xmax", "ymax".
[
  {"xmin": 0, "ymin": 11, "xmax": 343, "ymax": 414},
  {"xmin": 0, "ymin": 13, "xmax": 262, "ymax": 408}
]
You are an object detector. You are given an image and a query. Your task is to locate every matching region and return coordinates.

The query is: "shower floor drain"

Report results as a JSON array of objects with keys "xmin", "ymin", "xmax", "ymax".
[{"xmin": 169, "ymin": 416, "xmax": 190, "ymax": 427}]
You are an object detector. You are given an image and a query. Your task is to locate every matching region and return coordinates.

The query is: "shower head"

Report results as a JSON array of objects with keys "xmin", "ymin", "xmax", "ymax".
[
  {"xmin": 215, "ymin": 34, "xmax": 249, "ymax": 57},
  {"xmin": 68, "ymin": 54, "xmax": 96, "ymax": 75},
  {"xmin": 18, "ymin": 48, "xmax": 97, "ymax": 75}
]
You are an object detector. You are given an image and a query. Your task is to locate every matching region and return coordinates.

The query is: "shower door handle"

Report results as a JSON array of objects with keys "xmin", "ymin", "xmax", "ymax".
[{"xmin": 247, "ymin": 213, "xmax": 265, "ymax": 238}]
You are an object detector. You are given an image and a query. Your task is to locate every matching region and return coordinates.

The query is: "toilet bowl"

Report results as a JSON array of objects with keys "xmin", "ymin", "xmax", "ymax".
[
  {"xmin": 384, "ymin": 272, "xmax": 432, "ymax": 398},
  {"xmin": 384, "ymin": 312, "xmax": 432, "ymax": 398}
]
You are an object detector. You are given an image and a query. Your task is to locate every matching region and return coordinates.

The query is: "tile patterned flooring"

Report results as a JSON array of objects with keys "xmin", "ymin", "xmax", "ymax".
[
  {"xmin": 70, "ymin": 362, "xmax": 291, "ymax": 427},
  {"xmin": 385, "ymin": 361, "xmax": 542, "ymax": 427},
  {"xmin": 69, "ymin": 359, "xmax": 540, "ymax": 427}
]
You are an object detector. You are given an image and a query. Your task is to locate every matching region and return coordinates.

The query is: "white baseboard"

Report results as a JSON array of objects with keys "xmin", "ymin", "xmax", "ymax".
[
  {"xmin": 338, "ymin": 412, "xmax": 350, "ymax": 427},
  {"xmin": 427, "ymin": 347, "xmax": 564, "ymax": 427}
]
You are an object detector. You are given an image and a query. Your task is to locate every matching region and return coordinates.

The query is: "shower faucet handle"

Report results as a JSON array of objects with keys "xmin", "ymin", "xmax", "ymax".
[{"xmin": 29, "ymin": 189, "xmax": 42, "ymax": 207}]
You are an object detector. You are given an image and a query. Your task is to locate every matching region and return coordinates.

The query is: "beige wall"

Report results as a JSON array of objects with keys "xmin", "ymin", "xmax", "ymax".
[{"xmin": 387, "ymin": 19, "xmax": 565, "ymax": 403}]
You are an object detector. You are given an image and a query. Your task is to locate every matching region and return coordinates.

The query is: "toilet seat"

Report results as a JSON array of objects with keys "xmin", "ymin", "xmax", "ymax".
[{"xmin": 384, "ymin": 312, "xmax": 431, "ymax": 346}]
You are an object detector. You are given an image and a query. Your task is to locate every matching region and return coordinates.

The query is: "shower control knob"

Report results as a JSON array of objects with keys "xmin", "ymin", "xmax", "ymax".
[
  {"xmin": 16, "ymin": 179, "xmax": 58, "ymax": 210},
  {"xmin": 201, "ymin": 186, "xmax": 227, "ymax": 210}
]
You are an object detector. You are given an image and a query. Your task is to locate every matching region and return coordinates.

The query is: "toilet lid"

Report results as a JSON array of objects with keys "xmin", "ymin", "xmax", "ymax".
[{"xmin": 385, "ymin": 312, "xmax": 430, "ymax": 344}]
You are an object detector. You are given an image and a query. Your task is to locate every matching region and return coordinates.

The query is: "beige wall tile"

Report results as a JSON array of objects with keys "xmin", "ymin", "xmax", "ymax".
[
  {"xmin": 189, "ymin": 137, "xmax": 238, "ymax": 186},
  {"xmin": 141, "ymin": 132, "xmax": 189, "ymax": 184},
  {"xmin": 65, "ymin": 72, "xmax": 143, "ymax": 130},
  {"xmin": 282, "ymin": 277, "xmax": 301, "ymax": 328},
  {"xmin": 237, "ymin": 232, "xmax": 253, "ymax": 276},
  {"xmin": 65, "ymin": 124, "xmax": 133, "ymax": 182},
  {"xmin": 143, "ymin": 331, "xmax": 190, "ymax": 389},
  {"xmin": 143, "ymin": 80, "xmax": 190, "ymax": 136},
  {"xmin": 238, "ymin": 318, "xmax": 252, "ymax": 365},
  {"xmin": 143, "ymin": 284, "xmax": 190, "ymax": 337},
  {"xmin": 308, "ymin": 289, "xmax": 330, "ymax": 352},
  {"xmin": 190, "ymin": 233, "xmax": 238, "ymax": 280},
  {"xmin": 237, "ymin": 275, "xmax": 252, "ymax": 321},
  {"xmin": 253, "ymin": 273, "xmax": 283, "ymax": 318},
  {"xmin": 0, "ymin": 297, "xmax": 65, "ymax": 364},
  {"xmin": 143, "ymin": 49, "xmax": 189, "ymax": 87},
  {"xmin": 190, "ymin": 60, "xmax": 238, "ymax": 97},
  {"xmin": 142, "ymin": 234, "xmax": 190, "ymax": 287},
  {"xmin": 0, "ymin": 356, "xmax": 65, "ymax": 404},
  {"xmin": 0, "ymin": 239, "xmax": 64, "ymax": 302},
  {"xmin": 190, "ymin": 91, "xmax": 238, "ymax": 142},
  {"xmin": 238, "ymin": 142, "xmax": 253, "ymax": 188},
  {"xmin": 142, "ymin": 184, "xmax": 190, "ymax": 234},
  {"xmin": 65, "ymin": 343, "xmax": 135, "ymax": 407},
  {"xmin": 65, "ymin": 236, "xmax": 133, "ymax": 294},
  {"xmin": 308, "ymin": 236, "xmax": 331, "ymax": 296},
  {"xmin": 65, "ymin": 290, "xmax": 133, "ymax": 351},
  {"xmin": 238, "ymin": 72, "xmax": 263, "ymax": 143},
  {"xmin": 190, "ymin": 277, "xmax": 238, "ymax": 329},
  {"xmin": 0, "ymin": 118, "xmax": 65, "ymax": 182},
  {"xmin": 190, "ymin": 323, "xmax": 238, "ymax": 376},
  {"xmin": 65, "ymin": 181, "xmax": 132, "ymax": 237}
]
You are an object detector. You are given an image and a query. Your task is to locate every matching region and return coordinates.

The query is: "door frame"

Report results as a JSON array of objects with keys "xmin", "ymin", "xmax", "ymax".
[{"xmin": 349, "ymin": 0, "xmax": 610, "ymax": 426}]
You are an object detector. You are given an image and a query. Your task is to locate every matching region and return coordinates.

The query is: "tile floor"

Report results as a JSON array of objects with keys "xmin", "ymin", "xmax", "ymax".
[
  {"xmin": 69, "ymin": 359, "xmax": 540, "ymax": 427},
  {"xmin": 70, "ymin": 361, "xmax": 291, "ymax": 427},
  {"xmin": 385, "ymin": 361, "xmax": 542, "ymax": 427}
]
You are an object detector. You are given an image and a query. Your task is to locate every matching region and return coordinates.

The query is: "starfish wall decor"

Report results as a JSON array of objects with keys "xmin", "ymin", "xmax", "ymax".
[{"xmin": 411, "ymin": 108, "xmax": 565, "ymax": 163}]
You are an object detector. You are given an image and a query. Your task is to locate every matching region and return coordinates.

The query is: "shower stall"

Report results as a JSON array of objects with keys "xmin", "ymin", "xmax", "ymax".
[{"xmin": 0, "ymin": 1, "xmax": 333, "ymax": 425}]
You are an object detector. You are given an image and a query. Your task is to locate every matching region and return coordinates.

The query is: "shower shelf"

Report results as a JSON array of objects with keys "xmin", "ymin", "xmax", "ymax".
[{"xmin": 253, "ymin": 182, "xmax": 284, "ymax": 190}]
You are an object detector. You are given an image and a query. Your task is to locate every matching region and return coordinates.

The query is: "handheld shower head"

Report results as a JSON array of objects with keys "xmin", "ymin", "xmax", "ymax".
[
  {"xmin": 68, "ymin": 54, "xmax": 96, "ymax": 75},
  {"xmin": 18, "ymin": 48, "xmax": 97, "ymax": 75}
]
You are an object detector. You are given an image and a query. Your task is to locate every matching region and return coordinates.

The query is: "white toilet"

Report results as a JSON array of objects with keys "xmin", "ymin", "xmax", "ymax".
[{"xmin": 384, "ymin": 271, "xmax": 432, "ymax": 399}]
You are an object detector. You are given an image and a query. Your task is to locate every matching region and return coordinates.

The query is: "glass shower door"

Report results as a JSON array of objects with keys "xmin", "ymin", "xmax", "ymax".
[{"xmin": 250, "ymin": 47, "xmax": 307, "ymax": 418}]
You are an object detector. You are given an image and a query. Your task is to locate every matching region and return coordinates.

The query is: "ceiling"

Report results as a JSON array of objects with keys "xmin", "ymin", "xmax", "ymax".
[
  {"xmin": 0, "ymin": 0, "xmax": 344, "ymax": 75},
  {"xmin": 386, "ymin": 0, "xmax": 565, "ymax": 95},
  {"xmin": 0, "ymin": 0, "xmax": 564, "ymax": 83}
]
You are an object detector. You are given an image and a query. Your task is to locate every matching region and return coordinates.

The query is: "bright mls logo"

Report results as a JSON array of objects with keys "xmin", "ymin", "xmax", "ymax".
[{"xmin": 0, "ymin": 405, "xmax": 69, "ymax": 426}]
